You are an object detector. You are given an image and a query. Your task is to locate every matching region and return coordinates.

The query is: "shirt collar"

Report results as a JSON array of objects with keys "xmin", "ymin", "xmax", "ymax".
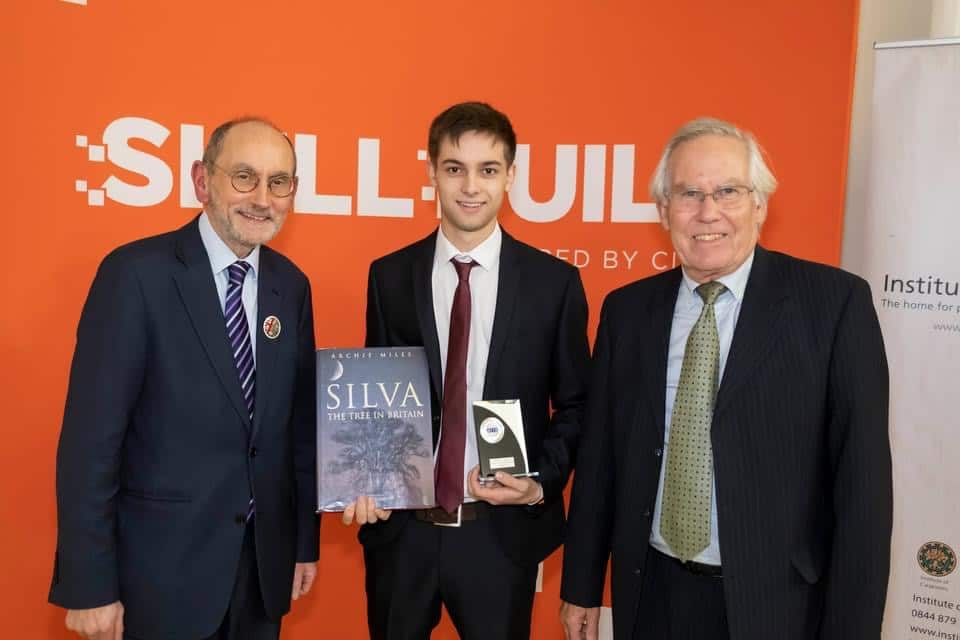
[
  {"xmin": 198, "ymin": 212, "xmax": 260, "ymax": 277},
  {"xmin": 434, "ymin": 223, "xmax": 502, "ymax": 272},
  {"xmin": 679, "ymin": 248, "xmax": 755, "ymax": 303}
]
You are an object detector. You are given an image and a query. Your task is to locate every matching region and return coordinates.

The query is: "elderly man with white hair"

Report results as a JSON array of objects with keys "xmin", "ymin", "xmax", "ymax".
[{"xmin": 560, "ymin": 117, "xmax": 891, "ymax": 640}]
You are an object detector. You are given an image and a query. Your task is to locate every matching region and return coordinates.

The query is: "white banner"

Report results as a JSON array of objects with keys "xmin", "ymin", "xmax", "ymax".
[{"xmin": 850, "ymin": 41, "xmax": 960, "ymax": 639}]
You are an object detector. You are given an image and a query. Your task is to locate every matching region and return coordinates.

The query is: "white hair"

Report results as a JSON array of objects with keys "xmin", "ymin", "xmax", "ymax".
[{"xmin": 648, "ymin": 117, "xmax": 778, "ymax": 207}]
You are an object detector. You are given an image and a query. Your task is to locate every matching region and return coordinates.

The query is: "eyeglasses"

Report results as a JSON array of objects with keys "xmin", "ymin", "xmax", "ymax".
[
  {"xmin": 211, "ymin": 163, "xmax": 295, "ymax": 198},
  {"xmin": 670, "ymin": 185, "xmax": 754, "ymax": 211}
]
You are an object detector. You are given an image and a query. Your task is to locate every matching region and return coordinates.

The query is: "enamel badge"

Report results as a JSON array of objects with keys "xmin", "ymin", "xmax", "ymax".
[{"xmin": 262, "ymin": 315, "xmax": 281, "ymax": 339}]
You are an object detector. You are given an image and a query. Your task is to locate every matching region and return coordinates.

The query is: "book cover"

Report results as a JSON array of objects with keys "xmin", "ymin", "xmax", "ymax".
[{"xmin": 316, "ymin": 347, "xmax": 436, "ymax": 512}]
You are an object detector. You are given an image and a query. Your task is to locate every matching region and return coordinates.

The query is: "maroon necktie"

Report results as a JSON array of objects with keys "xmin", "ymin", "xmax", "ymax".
[{"xmin": 435, "ymin": 258, "xmax": 478, "ymax": 513}]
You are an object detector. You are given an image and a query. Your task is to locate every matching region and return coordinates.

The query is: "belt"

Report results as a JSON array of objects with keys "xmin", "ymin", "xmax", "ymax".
[
  {"xmin": 653, "ymin": 547, "xmax": 723, "ymax": 578},
  {"xmin": 414, "ymin": 502, "xmax": 488, "ymax": 527}
]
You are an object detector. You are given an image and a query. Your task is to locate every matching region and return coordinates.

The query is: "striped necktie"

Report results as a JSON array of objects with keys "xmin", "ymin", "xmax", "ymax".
[
  {"xmin": 226, "ymin": 260, "xmax": 256, "ymax": 521},
  {"xmin": 226, "ymin": 261, "xmax": 255, "ymax": 420}
]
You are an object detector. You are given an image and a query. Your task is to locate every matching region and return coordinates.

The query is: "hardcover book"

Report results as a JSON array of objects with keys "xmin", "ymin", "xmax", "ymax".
[{"xmin": 316, "ymin": 347, "xmax": 436, "ymax": 512}]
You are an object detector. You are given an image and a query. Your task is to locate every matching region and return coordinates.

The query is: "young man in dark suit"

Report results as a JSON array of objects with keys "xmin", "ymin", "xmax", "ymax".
[
  {"xmin": 344, "ymin": 101, "xmax": 591, "ymax": 640},
  {"xmin": 560, "ymin": 118, "xmax": 891, "ymax": 640},
  {"xmin": 50, "ymin": 118, "xmax": 319, "ymax": 640}
]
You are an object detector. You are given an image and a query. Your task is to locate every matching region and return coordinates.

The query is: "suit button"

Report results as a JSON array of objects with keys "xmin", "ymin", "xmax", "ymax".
[
  {"xmin": 249, "ymin": 447, "xmax": 258, "ymax": 458},
  {"xmin": 634, "ymin": 568, "xmax": 643, "ymax": 576},
  {"xmin": 235, "ymin": 514, "xmax": 244, "ymax": 525},
  {"xmin": 643, "ymin": 509, "xmax": 652, "ymax": 517},
  {"xmin": 654, "ymin": 448, "xmax": 662, "ymax": 457}
]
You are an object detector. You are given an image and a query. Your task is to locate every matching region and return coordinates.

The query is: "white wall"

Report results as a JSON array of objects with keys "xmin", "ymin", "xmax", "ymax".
[
  {"xmin": 931, "ymin": 0, "xmax": 960, "ymax": 38},
  {"xmin": 841, "ymin": 1, "xmax": 938, "ymax": 270}
]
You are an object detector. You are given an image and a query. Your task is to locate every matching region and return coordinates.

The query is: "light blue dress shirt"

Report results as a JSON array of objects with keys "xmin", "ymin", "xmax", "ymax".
[
  {"xmin": 198, "ymin": 212, "xmax": 260, "ymax": 362},
  {"xmin": 649, "ymin": 250, "xmax": 755, "ymax": 565}
]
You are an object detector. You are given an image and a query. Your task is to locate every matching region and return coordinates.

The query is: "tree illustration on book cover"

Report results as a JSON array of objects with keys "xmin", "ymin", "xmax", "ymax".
[
  {"xmin": 327, "ymin": 417, "xmax": 430, "ymax": 501},
  {"xmin": 316, "ymin": 347, "xmax": 436, "ymax": 511}
]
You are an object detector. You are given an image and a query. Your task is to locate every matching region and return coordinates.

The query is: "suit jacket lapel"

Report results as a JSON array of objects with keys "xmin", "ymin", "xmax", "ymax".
[
  {"xmin": 642, "ymin": 269, "xmax": 682, "ymax": 442},
  {"xmin": 483, "ymin": 231, "xmax": 521, "ymax": 398},
  {"xmin": 714, "ymin": 246, "xmax": 788, "ymax": 417},
  {"xmin": 252, "ymin": 249, "xmax": 281, "ymax": 440},
  {"xmin": 411, "ymin": 234, "xmax": 443, "ymax": 420},
  {"xmin": 172, "ymin": 217, "xmax": 252, "ymax": 430}
]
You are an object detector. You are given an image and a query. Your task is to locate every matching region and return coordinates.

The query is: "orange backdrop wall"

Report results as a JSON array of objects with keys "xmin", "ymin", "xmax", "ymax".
[{"xmin": 3, "ymin": 1, "xmax": 859, "ymax": 637}]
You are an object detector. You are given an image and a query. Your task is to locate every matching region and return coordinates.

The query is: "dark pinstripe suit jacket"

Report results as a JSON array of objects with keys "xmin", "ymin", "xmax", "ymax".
[{"xmin": 561, "ymin": 246, "xmax": 892, "ymax": 639}]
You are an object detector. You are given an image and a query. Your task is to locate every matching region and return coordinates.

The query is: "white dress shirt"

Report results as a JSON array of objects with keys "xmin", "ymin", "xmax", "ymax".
[
  {"xmin": 649, "ymin": 250, "xmax": 755, "ymax": 565},
  {"xmin": 431, "ymin": 224, "xmax": 502, "ymax": 501},
  {"xmin": 198, "ymin": 212, "xmax": 260, "ymax": 362}
]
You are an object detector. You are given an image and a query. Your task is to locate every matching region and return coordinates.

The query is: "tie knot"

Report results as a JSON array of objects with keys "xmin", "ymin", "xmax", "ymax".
[
  {"xmin": 228, "ymin": 261, "xmax": 251, "ymax": 286},
  {"xmin": 451, "ymin": 257, "xmax": 477, "ymax": 282},
  {"xmin": 695, "ymin": 281, "xmax": 726, "ymax": 305}
]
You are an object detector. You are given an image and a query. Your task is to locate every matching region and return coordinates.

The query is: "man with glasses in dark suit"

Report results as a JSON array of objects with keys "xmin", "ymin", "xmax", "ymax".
[
  {"xmin": 50, "ymin": 118, "xmax": 319, "ymax": 640},
  {"xmin": 561, "ymin": 117, "xmax": 891, "ymax": 640}
]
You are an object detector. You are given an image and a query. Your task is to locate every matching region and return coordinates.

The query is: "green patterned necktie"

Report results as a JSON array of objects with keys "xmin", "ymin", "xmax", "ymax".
[{"xmin": 660, "ymin": 280, "xmax": 727, "ymax": 562}]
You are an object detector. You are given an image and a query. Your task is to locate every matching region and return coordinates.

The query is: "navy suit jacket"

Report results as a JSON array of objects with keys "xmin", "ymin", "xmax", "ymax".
[
  {"xmin": 360, "ymin": 229, "xmax": 590, "ymax": 565},
  {"xmin": 561, "ymin": 247, "xmax": 892, "ymax": 639},
  {"xmin": 49, "ymin": 217, "xmax": 318, "ymax": 639}
]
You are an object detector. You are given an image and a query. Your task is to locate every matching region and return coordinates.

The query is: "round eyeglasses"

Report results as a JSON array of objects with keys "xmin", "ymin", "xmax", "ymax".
[{"xmin": 212, "ymin": 163, "xmax": 295, "ymax": 198}]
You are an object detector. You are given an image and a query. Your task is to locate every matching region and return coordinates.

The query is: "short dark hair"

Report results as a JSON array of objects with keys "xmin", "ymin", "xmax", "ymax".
[
  {"xmin": 202, "ymin": 117, "xmax": 297, "ymax": 175},
  {"xmin": 427, "ymin": 102, "xmax": 516, "ymax": 167}
]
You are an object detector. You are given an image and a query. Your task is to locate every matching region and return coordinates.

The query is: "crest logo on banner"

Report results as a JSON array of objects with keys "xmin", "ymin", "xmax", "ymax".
[{"xmin": 917, "ymin": 541, "xmax": 957, "ymax": 578}]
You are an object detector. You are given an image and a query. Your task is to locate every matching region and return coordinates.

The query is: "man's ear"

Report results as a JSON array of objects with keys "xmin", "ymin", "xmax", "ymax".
[
  {"xmin": 191, "ymin": 160, "xmax": 211, "ymax": 204},
  {"xmin": 657, "ymin": 202, "xmax": 670, "ymax": 231},
  {"xmin": 755, "ymin": 199, "xmax": 768, "ymax": 228}
]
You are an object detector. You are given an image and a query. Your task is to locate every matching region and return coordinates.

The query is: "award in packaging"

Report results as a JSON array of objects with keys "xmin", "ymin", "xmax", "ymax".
[{"xmin": 473, "ymin": 399, "xmax": 537, "ymax": 479}]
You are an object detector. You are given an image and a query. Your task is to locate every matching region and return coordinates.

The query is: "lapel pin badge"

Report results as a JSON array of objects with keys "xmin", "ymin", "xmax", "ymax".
[{"xmin": 263, "ymin": 315, "xmax": 281, "ymax": 339}]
